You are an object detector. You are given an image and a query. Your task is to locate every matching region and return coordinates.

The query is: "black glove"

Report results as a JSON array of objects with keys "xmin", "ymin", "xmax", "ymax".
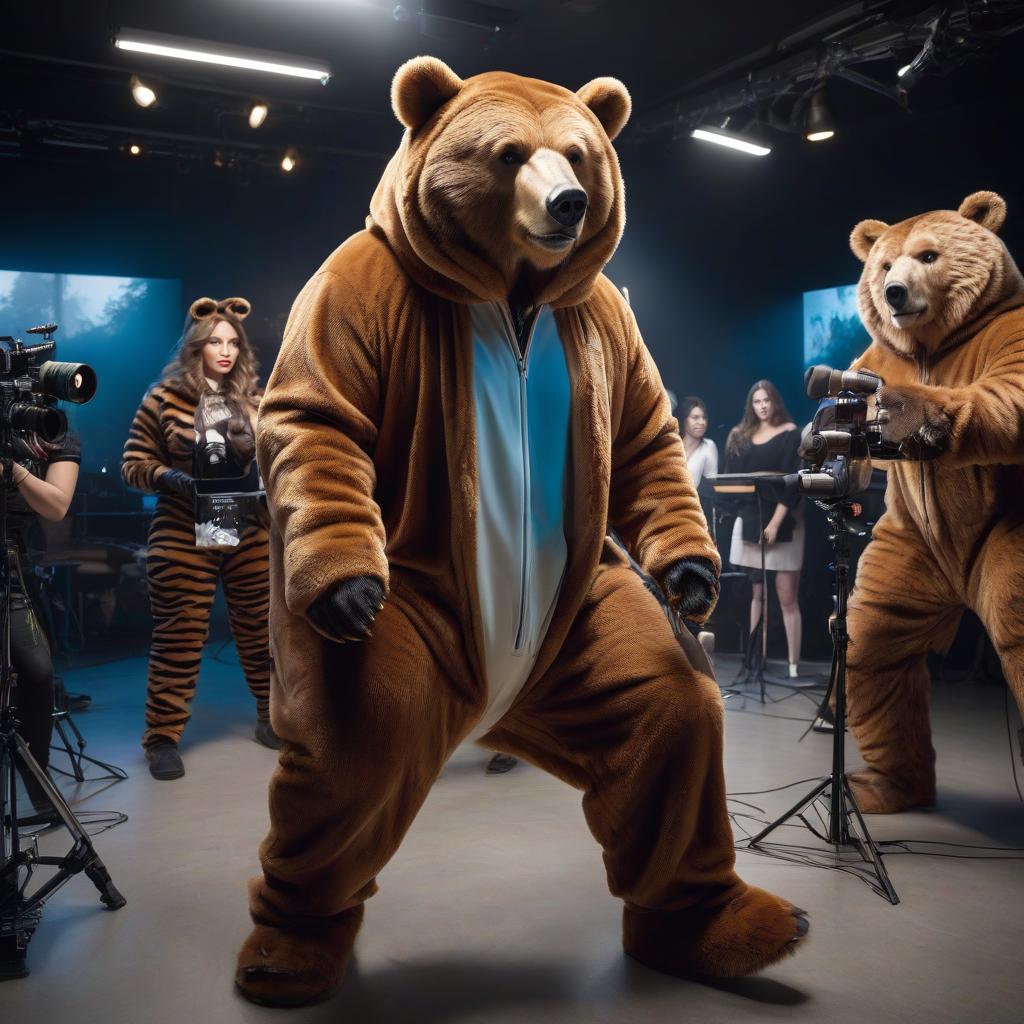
[
  {"xmin": 155, "ymin": 468, "xmax": 196, "ymax": 499},
  {"xmin": 663, "ymin": 557, "xmax": 719, "ymax": 621},
  {"xmin": 307, "ymin": 576, "xmax": 386, "ymax": 643}
]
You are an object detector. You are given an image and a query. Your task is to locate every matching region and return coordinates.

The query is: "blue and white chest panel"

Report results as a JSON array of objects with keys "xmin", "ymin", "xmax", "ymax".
[{"xmin": 469, "ymin": 302, "xmax": 571, "ymax": 737}]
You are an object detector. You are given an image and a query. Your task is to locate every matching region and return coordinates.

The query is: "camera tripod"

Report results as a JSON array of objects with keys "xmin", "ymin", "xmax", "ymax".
[
  {"xmin": 0, "ymin": 527, "xmax": 125, "ymax": 977},
  {"xmin": 746, "ymin": 497, "xmax": 899, "ymax": 905}
]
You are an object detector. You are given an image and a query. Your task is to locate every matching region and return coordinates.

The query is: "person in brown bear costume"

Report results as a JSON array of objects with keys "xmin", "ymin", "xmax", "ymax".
[
  {"xmin": 843, "ymin": 191, "xmax": 1024, "ymax": 814},
  {"xmin": 236, "ymin": 58, "xmax": 808, "ymax": 1008}
]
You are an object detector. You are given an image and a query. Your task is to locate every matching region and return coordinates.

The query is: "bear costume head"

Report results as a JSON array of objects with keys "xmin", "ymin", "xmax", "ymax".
[
  {"xmin": 367, "ymin": 56, "xmax": 631, "ymax": 308},
  {"xmin": 850, "ymin": 191, "xmax": 1024, "ymax": 358}
]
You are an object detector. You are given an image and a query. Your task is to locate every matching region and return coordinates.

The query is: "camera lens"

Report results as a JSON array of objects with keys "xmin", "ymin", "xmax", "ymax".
[
  {"xmin": 37, "ymin": 360, "xmax": 97, "ymax": 404},
  {"xmin": 8, "ymin": 402, "xmax": 67, "ymax": 442}
]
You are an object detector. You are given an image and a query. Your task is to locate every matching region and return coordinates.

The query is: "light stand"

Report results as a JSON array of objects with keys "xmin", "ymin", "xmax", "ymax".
[{"xmin": 745, "ymin": 497, "xmax": 899, "ymax": 905}]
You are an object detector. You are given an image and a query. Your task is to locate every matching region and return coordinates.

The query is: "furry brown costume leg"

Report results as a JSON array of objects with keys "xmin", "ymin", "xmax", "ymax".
[
  {"xmin": 969, "ymin": 520, "xmax": 1024, "ymax": 718},
  {"xmin": 845, "ymin": 520, "xmax": 962, "ymax": 813},
  {"xmin": 484, "ymin": 557, "xmax": 806, "ymax": 978},
  {"xmin": 238, "ymin": 583, "xmax": 482, "ymax": 1005},
  {"xmin": 238, "ymin": 559, "xmax": 805, "ymax": 1004}
]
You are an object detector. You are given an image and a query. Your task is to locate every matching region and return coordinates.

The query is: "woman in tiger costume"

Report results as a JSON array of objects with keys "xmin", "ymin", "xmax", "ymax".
[{"xmin": 122, "ymin": 297, "xmax": 276, "ymax": 781}]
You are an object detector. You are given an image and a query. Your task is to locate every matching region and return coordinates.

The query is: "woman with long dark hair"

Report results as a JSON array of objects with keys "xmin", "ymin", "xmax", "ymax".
[
  {"xmin": 123, "ymin": 297, "xmax": 276, "ymax": 781},
  {"xmin": 724, "ymin": 379, "xmax": 804, "ymax": 676}
]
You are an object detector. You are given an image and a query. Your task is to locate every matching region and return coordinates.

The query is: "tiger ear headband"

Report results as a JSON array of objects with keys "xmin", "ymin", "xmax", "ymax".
[{"xmin": 189, "ymin": 296, "xmax": 251, "ymax": 322}]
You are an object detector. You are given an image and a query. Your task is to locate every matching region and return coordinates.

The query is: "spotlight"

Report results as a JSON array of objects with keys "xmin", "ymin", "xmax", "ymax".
[
  {"xmin": 804, "ymin": 87, "xmax": 835, "ymax": 142},
  {"xmin": 128, "ymin": 143, "xmax": 142, "ymax": 156},
  {"xmin": 897, "ymin": 63, "xmax": 912, "ymax": 78},
  {"xmin": 248, "ymin": 102, "xmax": 268, "ymax": 129},
  {"xmin": 114, "ymin": 28, "xmax": 331, "ymax": 84},
  {"xmin": 281, "ymin": 152, "xmax": 296, "ymax": 173},
  {"xmin": 690, "ymin": 127, "xmax": 770, "ymax": 157},
  {"xmin": 130, "ymin": 75, "xmax": 157, "ymax": 108}
]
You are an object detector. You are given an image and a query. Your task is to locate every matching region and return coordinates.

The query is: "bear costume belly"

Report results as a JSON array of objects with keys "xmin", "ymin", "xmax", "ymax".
[{"xmin": 470, "ymin": 302, "xmax": 571, "ymax": 738}]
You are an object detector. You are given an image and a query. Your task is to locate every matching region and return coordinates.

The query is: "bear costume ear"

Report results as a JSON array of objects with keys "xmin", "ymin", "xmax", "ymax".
[
  {"xmin": 217, "ymin": 297, "xmax": 251, "ymax": 321},
  {"xmin": 958, "ymin": 191, "xmax": 1007, "ymax": 233},
  {"xmin": 850, "ymin": 219, "xmax": 889, "ymax": 262},
  {"xmin": 391, "ymin": 56, "xmax": 464, "ymax": 132},
  {"xmin": 577, "ymin": 77, "xmax": 631, "ymax": 141},
  {"xmin": 189, "ymin": 297, "xmax": 219, "ymax": 321}
]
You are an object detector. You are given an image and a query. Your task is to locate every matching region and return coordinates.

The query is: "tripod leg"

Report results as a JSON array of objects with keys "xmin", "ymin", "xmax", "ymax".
[
  {"xmin": 841, "ymin": 776, "xmax": 900, "ymax": 905},
  {"xmin": 746, "ymin": 776, "xmax": 831, "ymax": 846},
  {"xmin": 84, "ymin": 858, "xmax": 127, "ymax": 910}
]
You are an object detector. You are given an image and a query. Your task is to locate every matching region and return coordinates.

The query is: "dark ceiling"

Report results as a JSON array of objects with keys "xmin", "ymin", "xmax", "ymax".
[{"xmin": 3, "ymin": 1, "xmax": 1023, "ymax": 176}]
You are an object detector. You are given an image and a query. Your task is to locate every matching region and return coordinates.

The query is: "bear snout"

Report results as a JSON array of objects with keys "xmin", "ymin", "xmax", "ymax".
[
  {"xmin": 885, "ymin": 282, "xmax": 909, "ymax": 311},
  {"xmin": 546, "ymin": 186, "xmax": 588, "ymax": 228}
]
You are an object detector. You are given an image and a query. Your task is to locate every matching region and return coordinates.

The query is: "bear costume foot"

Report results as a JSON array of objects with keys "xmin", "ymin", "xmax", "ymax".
[
  {"xmin": 235, "ymin": 903, "xmax": 364, "ymax": 1008},
  {"xmin": 623, "ymin": 886, "xmax": 808, "ymax": 978},
  {"xmin": 847, "ymin": 767, "xmax": 936, "ymax": 814}
]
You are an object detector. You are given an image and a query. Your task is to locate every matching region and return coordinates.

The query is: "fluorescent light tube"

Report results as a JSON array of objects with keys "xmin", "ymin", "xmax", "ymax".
[
  {"xmin": 114, "ymin": 29, "xmax": 331, "ymax": 84},
  {"xmin": 691, "ymin": 128, "xmax": 770, "ymax": 156}
]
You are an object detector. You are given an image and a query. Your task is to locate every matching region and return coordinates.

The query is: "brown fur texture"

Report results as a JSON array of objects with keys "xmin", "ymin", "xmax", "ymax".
[
  {"xmin": 239, "ymin": 59, "xmax": 804, "ymax": 1006},
  {"xmin": 845, "ymin": 192, "xmax": 1024, "ymax": 813}
]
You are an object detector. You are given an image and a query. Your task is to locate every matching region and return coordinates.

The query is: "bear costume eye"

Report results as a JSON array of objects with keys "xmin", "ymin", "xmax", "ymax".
[
  {"xmin": 567, "ymin": 149, "xmax": 582, "ymax": 166},
  {"xmin": 882, "ymin": 262, "xmax": 892, "ymax": 272},
  {"xmin": 500, "ymin": 148, "xmax": 522, "ymax": 166},
  {"xmin": 919, "ymin": 250, "xmax": 939, "ymax": 264}
]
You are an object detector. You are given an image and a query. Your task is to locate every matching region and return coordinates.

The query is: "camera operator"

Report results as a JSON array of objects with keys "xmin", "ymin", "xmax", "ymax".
[{"xmin": 3, "ymin": 423, "xmax": 81, "ymax": 815}]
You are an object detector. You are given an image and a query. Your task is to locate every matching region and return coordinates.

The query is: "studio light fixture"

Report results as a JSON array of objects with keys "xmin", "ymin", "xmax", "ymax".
[
  {"xmin": 281, "ymin": 152, "xmax": 296, "ymax": 173},
  {"xmin": 114, "ymin": 28, "xmax": 331, "ymax": 84},
  {"xmin": 128, "ymin": 143, "xmax": 142, "ymax": 156},
  {"xmin": 690, "ymin": 127, "xmax": 770, "ymax": 157},
  {"xmin": 130, "ymin": 75, "xmax": 157, "ymax": 108},
  {"xmin": 804, "ymin": 86, "xmax": 836, "ymax": 142},
  {"xmin": 248, "ymin": 102, "xmax": 269, "ymax": 129}
]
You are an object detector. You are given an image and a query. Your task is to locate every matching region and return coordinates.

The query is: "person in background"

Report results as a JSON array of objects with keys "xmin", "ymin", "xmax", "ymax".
[
  {"xmin": 724, "ymin": 379, "xmax": 804, "ymax": 677},
  {"xmin": 122, "ymin": 297, "xmax": 276, "ymax": 782},
  {"xmin": 680, "ymin": 395, "xmax": 718, "ymax": 489},
  {"xmin": 2, "ymin": 422, "xmax": 81, "ymax": 820}
]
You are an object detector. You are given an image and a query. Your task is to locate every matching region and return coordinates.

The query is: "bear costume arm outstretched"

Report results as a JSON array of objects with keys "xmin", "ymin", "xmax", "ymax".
[
  {"xmin": 257, "ymin": 268, "xmax": 389, "ymax": 619},
  {"xmin": 607, "ymin": 293, "xmax": 721, "ymax": 618},
  {"xmin": 875, "ymin": 319, "xmax": 1024, "ymax": 466}
]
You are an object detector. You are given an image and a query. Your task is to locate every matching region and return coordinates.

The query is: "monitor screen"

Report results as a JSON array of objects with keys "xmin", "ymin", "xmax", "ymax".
[{"xmin": 803, "ymin": 283, "xmax": 870, "ymax": 371}]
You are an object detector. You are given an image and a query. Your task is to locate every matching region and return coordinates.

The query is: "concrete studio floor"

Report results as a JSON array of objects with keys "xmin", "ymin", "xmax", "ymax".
[{"xmin": 1, "ymin": 644, "xmax": 1023, "ymax": 1024}]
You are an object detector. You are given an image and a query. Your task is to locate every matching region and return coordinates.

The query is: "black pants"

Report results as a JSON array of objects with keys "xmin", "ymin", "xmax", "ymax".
[{"xmin": 8, "ymin": 593, "xmax": 56, "ymax": 771}]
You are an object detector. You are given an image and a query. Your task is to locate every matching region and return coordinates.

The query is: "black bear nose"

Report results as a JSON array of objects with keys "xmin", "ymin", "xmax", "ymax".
[
  {"xmin": 885, "ymin": 282, "xmax": 909, "ymax": 311},
  {"xmin": 546, "ymin": 187, "xmax": 588, "ymax": 228}
]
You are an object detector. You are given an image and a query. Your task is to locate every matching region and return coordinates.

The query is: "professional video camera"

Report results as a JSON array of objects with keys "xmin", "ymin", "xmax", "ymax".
[
  {"xmin": 796, "ymin": 364, "xmax": 905, "ymax": 499},
  {"xmin": 0, "ymin": 323, "xmax": 97, "ymax": 451}
]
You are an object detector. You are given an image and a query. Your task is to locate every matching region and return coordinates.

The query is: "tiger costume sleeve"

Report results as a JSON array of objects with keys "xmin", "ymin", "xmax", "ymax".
[{"xmin": 123, "ymin": 387, "xmax": 172, "ymax": 492}]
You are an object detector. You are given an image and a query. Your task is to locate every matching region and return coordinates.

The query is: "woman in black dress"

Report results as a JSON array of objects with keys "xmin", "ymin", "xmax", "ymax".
[{"xmin": 724, "ymin": 380, "xmax": 804, "ymax": 676}]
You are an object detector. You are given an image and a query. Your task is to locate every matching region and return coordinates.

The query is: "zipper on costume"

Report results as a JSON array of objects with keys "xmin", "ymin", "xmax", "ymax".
[{"xmin": 498, "ymin": 304, "xmax": 539, "ymax": 653}]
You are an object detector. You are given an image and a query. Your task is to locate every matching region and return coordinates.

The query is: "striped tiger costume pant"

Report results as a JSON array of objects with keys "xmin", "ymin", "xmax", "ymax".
[{"xmin": 143, "ymin": 501, "xmax": 271, "ymax": 749}]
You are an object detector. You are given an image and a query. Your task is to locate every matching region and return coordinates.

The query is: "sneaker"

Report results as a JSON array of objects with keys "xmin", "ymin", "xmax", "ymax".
[
  {"xmin": 146, "ymin": 740, "xmax": 184, "ymax": 780},
  {"xmin": 254, "ymin": 720, "xmax": 282, "ymax": 750},
  {"xmin": 485, "ymin": 753, "xmax": 518, "ymax": 775},
  {"xmin": 812, "ymin": 703, "xmax": 835, "ymax": 734}
]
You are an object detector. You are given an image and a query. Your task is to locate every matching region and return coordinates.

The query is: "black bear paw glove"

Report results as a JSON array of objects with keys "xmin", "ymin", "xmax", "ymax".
[
  {"xmin": 307, "ymin": 576, "xmax": 386, "ymax": 643},
  {"xmin": 155, "ymin": 468, "xmax": 196, "ymax": 499},
  {"xmin": 663, "ymin": 557, "xmax": 719, "ymax": 622}
]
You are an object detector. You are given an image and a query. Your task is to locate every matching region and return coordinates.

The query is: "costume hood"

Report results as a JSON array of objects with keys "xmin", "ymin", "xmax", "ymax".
[{"xmin": 366, "ymin": 67, "xmax": 626, "ymax": 310}]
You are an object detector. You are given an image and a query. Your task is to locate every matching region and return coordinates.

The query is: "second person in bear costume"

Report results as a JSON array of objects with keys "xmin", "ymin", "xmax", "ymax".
[{"xmin": 237, "ymin": 58, "xmax": 808, "ymax": 1008}]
